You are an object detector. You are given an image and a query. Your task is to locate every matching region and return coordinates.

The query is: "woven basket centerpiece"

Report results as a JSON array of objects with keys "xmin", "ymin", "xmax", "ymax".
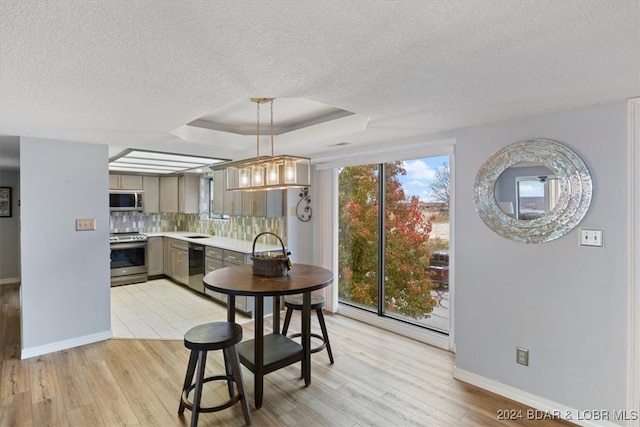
[{"xmin": 251, "ymin": 232, "xmax": 291, "ymax": 277}]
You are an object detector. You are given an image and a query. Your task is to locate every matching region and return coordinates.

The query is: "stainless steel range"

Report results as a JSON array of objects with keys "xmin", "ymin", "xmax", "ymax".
[{"xmin": 109, "ymin": 232, "xmax": 148, "ymax": 286}]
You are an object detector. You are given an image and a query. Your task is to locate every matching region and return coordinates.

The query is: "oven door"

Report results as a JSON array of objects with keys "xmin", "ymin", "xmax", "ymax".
[{"xmin": 110, "ymin": 242, "xmax": 147, "ymax": 284}]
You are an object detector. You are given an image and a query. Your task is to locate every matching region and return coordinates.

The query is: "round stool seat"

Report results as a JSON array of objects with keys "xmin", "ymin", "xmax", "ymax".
[
  {"xmin": 184, "ymin": 322, "xmax": 242, "ymax": 352},
  {"xmin": 283, "ymin": 293, "xmax": 326, "ymax": 309}
]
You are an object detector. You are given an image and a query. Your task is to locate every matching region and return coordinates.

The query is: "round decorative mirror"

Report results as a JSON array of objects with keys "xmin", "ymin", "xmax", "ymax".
[{"xmin": 474, "ymin": 138, "xmax": 592, "ymax": 243}]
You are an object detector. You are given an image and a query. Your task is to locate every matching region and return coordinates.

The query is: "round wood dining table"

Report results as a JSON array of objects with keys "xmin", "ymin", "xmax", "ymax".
[{"xmin": 203, "ymin": 263, "xmax": 333, "ymax": 409}]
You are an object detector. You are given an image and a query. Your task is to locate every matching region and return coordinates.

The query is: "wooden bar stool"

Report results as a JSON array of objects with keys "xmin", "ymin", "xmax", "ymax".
[
  {"xmin": 178, "ymin": 322, "xmax": 251, "ymax": 426},
  {"xmin": 281, "ymin": 293, "xmax": 334, "ymax": 364}
]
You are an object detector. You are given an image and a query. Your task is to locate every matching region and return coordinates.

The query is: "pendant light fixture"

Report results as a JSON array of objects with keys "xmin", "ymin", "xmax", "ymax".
[{"xmin": 212, "ymin": 98, "xmax": 311, "ymax": 191}]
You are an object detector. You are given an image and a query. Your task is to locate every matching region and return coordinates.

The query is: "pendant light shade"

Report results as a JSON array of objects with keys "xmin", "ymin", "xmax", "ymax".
[{"xmin": 212, "ymin": 98, "xmax": 311, "ymax": 191}]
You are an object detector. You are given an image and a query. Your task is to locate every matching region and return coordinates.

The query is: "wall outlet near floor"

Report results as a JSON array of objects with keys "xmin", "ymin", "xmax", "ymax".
[
  {"xmin": 76, "ymin": 218, "xmax": 96, "ymax": 231},
  {"xmin": 516, "ymin": 347, "xmax": 529, "ymax": 366},
  {"xmin": 580, "ymin": 228, "xmax": 603, "ymax": 247}
]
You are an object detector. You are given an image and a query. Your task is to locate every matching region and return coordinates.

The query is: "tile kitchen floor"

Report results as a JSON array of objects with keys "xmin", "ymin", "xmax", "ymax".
[{"xmin": 111, "ymin": 278, "xmax": 251, "ymax": 339}]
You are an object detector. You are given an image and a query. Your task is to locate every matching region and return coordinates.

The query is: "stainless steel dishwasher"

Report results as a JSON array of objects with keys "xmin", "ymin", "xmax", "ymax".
[{"xmin": 188, "ymin": 243, "xmax": 205, "ymax": 293}]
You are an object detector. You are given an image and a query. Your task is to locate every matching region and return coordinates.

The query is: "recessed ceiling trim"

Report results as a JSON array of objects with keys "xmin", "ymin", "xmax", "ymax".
[{"xmin": 188, "ymin": 109, "xmax": 357, "ymax": 136}]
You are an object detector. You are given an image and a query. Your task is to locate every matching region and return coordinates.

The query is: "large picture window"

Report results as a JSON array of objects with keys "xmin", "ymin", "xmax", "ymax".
[{"xmin": 338, "ymin": 155, "xmax": 451, "ymax": 333}]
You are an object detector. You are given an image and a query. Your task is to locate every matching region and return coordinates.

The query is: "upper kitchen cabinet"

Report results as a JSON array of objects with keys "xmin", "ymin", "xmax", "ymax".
[
  {"xmin": 222, "ymin": 170, "xmax": 243, "ymax": 216},
  {"xmin": 242, "ymin": 190, "xmax": 283, "ymax": 217},
  {"xmin": 109, "ymin": 174, "xmax": 143, "ymax": 190},
  {"xmin": 159, "ymin": 174, "xmax": 200, "ymax": 214},
  {"xmin": 211, "ymin": 169, "xmax": 283, "ymax": 217},
  {"xmin": 212, "ymin": 169, "xmax": 225, "ymax": 216},
  {"xmin": 142, "ymin": 175, "xmax": 160, "ymax": 213},
  {"xmin": 226, "ymin": 190, "xmax": 244, "ymax": 216},
  {"xmin": 159, "ymin": 176, "xmax": 179, "ymax": 213},
  {"xmin": 178, "ymin": 174, "xmax": 199, "ymax": 214}
]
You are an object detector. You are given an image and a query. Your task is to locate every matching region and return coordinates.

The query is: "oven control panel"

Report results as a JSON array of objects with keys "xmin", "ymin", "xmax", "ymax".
[{"xmin": 109, "ymin": 233, "xmax": 148, "ymax": 243}]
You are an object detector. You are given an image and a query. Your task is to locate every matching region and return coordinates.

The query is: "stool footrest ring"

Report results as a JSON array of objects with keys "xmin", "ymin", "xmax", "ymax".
[
  {"xmin": 287, "ymin": 332, "xmax": 328, "ymax": 354},
  {"xmin": 181, "ymin": 374, "xmax": 242, "ymax": 413}
]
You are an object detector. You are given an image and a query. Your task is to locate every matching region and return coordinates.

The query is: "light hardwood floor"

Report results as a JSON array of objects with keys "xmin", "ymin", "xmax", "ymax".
[{"xmin": 0, "ymin": 283, "xmax": 573, "ymax": 426}]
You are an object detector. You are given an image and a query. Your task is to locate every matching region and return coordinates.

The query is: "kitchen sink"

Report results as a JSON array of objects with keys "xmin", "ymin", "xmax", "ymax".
[{"xmin": 185, "ymin": 235, "xmax": 209, "ymax": 239}]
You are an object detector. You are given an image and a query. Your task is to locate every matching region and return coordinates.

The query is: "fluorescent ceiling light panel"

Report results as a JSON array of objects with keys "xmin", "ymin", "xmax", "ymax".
[
  {"xmin": 112, "ymin": 158, "xmax": 205, "ymax": 168},
  {"xmin": 110, "ymin": 163, "xmax": 182, "ymax": 171},
  {"xmin": 109, "ymin": 149, "xmax": 229, "ymax": 174},
  {"xmin": 109, "ymin": 166, "xmax": 183, "ymax": 174}
]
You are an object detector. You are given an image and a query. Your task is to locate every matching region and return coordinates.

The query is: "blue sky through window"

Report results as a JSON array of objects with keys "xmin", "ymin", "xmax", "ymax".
[{"xmin": 399, "ymin": 155, "xmax": 449, "ymax": 202}]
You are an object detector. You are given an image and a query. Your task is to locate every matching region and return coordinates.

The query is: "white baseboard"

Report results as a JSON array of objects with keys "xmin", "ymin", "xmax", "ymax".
[
  {"xmin": 0, "ymin": 277, "xmax": 20, "ymax": 285},
  {"xmin": 21, "ymin": 330, "xmax": 113, "ymax": 359},
  {"xmin": 453, "ymin": 367, "xmax": 629, "ymax": 427}
]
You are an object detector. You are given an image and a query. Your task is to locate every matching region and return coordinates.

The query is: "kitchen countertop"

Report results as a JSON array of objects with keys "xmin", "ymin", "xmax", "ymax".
[{"xmin": 144, "ymin": 232, "xmax": 285, "ymax": 254}]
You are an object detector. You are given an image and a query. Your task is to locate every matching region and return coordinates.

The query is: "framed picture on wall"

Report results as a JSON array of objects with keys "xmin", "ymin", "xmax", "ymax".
[{"xmin": 0, "ymin": 187, "xmax": 11, "ymax": 218}]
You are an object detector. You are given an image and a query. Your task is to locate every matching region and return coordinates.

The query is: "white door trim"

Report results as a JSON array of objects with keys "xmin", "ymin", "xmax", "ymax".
[{"xmin": 627, "ymin": 97, "xmax": 640, "ymax": 427}]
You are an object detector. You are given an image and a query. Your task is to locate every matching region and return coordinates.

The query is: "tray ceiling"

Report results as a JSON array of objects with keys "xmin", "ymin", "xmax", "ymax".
[{"xmin": 0, "ymin": 1, "xmax": 638, "ymax": 169}]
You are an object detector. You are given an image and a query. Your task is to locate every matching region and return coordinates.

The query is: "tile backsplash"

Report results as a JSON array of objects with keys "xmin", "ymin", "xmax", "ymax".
[{"xmin": 109, "ymin": 212, "xmax": 286, "ymax": 244}]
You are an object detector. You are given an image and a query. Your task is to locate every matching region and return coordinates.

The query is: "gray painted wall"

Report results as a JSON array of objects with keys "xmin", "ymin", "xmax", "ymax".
[
  {"xmin": 454, "ymin": 102, "xmax": 628, "ymax": 413},
  {"xmin": 286, "ymin": 187, "xmax": 314, "ymax": 265},
  {"xmin": 0, "ymin": 169, "xmax": 20, "ymax": 281},
  {"xmin": 20, "ymin": 137, "xmax": 111, "ymax": 353}
]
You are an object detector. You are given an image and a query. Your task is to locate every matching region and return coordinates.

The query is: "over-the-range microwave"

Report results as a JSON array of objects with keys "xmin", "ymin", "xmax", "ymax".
[{"xmin": 109, "ymin": 190, "xmax": 144, "ymax": 212}]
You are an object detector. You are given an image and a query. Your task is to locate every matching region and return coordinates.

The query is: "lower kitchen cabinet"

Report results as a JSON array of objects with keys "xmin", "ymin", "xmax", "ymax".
[
  {"xmin": 163, "ymin": 237, "xmax": 172, "ymax": 276},
  {"xmin": 169, "ymin": 239, "xmax": 189, "ymax": 285},
  {"xmin": 155, "ymin": 237, "xmax": 274, "ymax": 318},
  {"xmin": 204, "ymin": 246, "xmax": 273, "ymax": 317},
  {"xmin": 204, "ymin": 247, "xmax": 226, "ymax": 303},
  {"xmin": 146, "ymin": 236, "xmax": 163, "ymax": 276}
]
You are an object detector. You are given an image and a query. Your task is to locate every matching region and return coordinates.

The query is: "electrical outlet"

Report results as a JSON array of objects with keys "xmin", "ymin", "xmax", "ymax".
[
  {"xmin": 580, "ymin": 228, "xmax": 603, "ymax": 247},
  {"xmin": 516, "ymin": 347, "xmax": 529, "ymax": 366},
  {"xmin": 76, "ymin": 218, "xmax": 95, "ymax": 231}
]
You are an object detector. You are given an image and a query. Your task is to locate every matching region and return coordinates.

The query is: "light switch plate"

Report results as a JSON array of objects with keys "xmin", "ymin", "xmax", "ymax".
[
  {"xmin": 580, "ymin": 228, "xmax": 603, "ymax": 247},
  {"xmin": 76, "ymin": 218, "xmax": 96, "ymax": 231}
]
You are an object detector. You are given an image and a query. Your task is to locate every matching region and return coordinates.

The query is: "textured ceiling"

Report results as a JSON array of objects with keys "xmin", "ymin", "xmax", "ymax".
[{"xmin": 1, "ymin": 0, "xmax": 639, "ymax": 169}]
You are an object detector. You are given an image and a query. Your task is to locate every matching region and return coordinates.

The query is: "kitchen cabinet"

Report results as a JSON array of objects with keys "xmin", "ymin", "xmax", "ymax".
[
  {"xmin": 109, "ymin": 174, "xmax": 143, "ymax": 190},
  {"xmin": 170, "ymin": 239, "xmax": 189, "ymax": 285},
  {"xmin": 159, "ymin": 174, "xmax": 200, "ymax": 214},
  {"xmin": 204, "ymin": 246, "xmax": 226, "ymax": 303},
  {"xmin": 146, "ymin": 236, "xmax": 163, "ymax": 276},
  {"xmin": 163, "ymin": 237, "xmax": 172, "ymax": 276},
  {"xmin": 222, "ymin": 249, "xmax": 252, "ymax": 313},
  {"xmin": 178, "ymin": 174, "xmax": 200, "ymax": 214},
  {"xmin": 215, "ymin": 169, "xmax": 283, "ymax": 217},
  {"xmin": 222, "ymin": 169, "xmax": 243, "ymax": 216},
  {"xmin": 242, "ymin": 190, "xmax": 283, "ymax": 217},
  {"xmin": 204, "ymin": 245, "xmax": 272, "ymax": 317},
  {"xmin": 212, "ymin": 170, "xmax": 225, "ymax": 216},
  {"xmin": 225, "ymin": 188, "xmax": 243, "ymax": 216},
  {"xmin": 142, "ymin": 175, "xmax": 160, "ymax": 213},
  {"xmin": 160, "ymin": 176, "xmax": 179, "ymax": 213}
]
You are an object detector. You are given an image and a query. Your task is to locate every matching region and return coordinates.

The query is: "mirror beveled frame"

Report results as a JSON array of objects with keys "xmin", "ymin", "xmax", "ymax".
[{"xmin": 474, "ymin": 138, "xmax": 592, "ymax": 243}]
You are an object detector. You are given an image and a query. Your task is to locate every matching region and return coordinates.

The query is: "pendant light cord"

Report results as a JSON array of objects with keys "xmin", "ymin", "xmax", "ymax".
[
  {"xmin": 256, "ymin": 101, "xmax": 260, "ymax": 159},
  {"xmin": 270, "ymin": 99, "xmax": 275, "ymax": 156}
]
